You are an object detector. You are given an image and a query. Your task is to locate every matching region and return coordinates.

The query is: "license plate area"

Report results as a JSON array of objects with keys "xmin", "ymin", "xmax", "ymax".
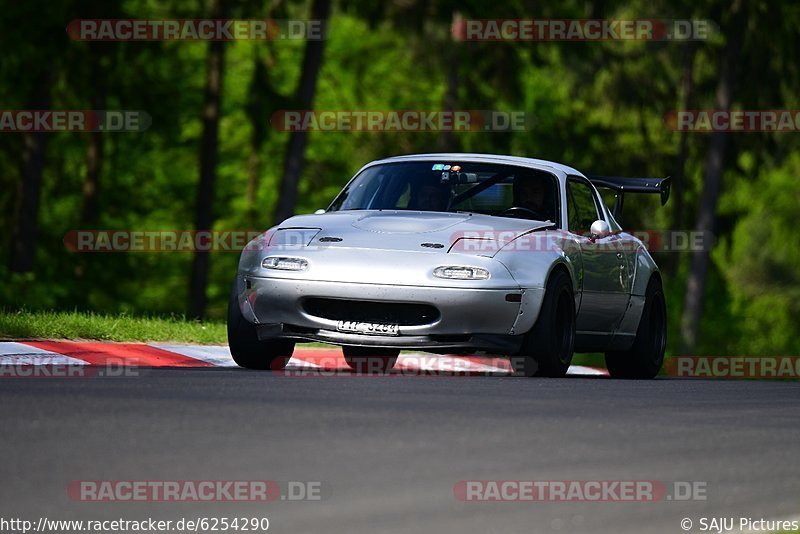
[{"xmin": 337, "ymin": 320, "xmax": 399, "ymax": 336}]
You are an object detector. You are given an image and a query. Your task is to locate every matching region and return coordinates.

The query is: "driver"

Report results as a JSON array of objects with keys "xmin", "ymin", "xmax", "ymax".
[
  {"xmin": 411, "ymin": 182, "xmax": 450, "ymax": 211},
  {"xmin": 512, "ymin": 176, "xmax": 555, "ymax": 221}
]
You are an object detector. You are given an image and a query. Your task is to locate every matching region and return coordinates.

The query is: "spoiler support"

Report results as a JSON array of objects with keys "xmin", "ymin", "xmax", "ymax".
[{"xmin": 586, "ymin": 175, "xmax": 671, "ymax": 220}]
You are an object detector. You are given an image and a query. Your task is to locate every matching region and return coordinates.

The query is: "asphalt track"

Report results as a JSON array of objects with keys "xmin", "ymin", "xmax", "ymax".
[{"xmin": 1, "ymin": 345, "xmax": 799, "ymax": 534}]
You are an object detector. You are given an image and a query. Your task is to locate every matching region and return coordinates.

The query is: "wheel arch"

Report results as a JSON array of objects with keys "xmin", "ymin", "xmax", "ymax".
[
  {"xmin": 508, "ymin": 259, "xmax": 575, "ymax": 337},
  {"xmin": 631, "ymin": 246, "xmax": 661, "ymax": 296},
  {"xmin": 547, "ymin": 261, "xmax": 575, "ymax": 294}
]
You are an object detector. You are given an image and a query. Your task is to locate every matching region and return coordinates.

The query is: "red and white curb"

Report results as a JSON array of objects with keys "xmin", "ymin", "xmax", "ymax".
[{"xmin": 0, "ymin": 341, "xmax": 607, "ymax": 376}]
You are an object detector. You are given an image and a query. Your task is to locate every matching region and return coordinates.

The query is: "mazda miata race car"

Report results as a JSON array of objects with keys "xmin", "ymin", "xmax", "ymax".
[{"xmin": 229, "ymin": 153, "xmax": 669, "ymax": 378}]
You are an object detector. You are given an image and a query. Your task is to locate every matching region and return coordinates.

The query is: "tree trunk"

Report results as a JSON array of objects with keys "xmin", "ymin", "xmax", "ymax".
[
  {"xmin": 246, "ymin": 51, "xmax": 269, "ymax": 225},
  {"xmin": 79, "ymin": 3, "xmax": 113, "ymax": 227},
  {"xmin": 189, "ymin": 0, "xmax": 226, "ymax": 319},
  {"xmin": 80, "ymin": 92, "xmax": 105, "ymax": 226},
  {"xmin": 437, "ymin": 12, "xmax": 461, "ymax": 152},
  {"xmin": 272, "ymin": 0, "xmax": 332, "ymax": 224},
  {"xmin": 680, "ymin": 3, "xmax": 745, "ymax": 351},
  {"xmin": 672, "ymin": 41, "xmax": 697, "ymax": 231},
  {"xmin": 10, "ymin": 68, "xmax": 52, "ymax": 273}
]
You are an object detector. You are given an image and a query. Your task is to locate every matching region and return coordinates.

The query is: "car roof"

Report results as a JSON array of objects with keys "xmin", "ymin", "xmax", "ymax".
[{"xmin": 370, "ymin": 153, "xmax": 585, "ymax": 178}]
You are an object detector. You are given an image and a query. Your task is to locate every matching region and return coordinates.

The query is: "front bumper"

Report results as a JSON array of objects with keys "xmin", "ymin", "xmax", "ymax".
[{"xmin": 237, "ymin": 275, "xmax": 544, "ymax": 351}]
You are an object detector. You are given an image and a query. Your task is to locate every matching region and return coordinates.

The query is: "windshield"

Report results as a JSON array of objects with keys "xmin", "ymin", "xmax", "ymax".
[{"xmin": 328, "ymin": 161, "xmax": 560, "ymax": 224}]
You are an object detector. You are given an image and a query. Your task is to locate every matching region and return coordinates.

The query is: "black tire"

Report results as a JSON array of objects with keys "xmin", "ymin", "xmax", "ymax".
[
  {"xmin": 227, "ymin": 279, "xmax": 294, "ymax": 370},
  {"xmin": 605, "ymin": 276, "xmax": 666, "ymax": 379},
  {"xmin": 511, "ymin": 268, "xmax": 576, "ymax": 377},
  {"xmin": 342, "ymin": 346, "xmax": 399, "ymax": 373}
]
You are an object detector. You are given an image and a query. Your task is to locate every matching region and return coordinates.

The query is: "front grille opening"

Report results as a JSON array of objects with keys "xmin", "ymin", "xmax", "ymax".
[{"xmin": 303, "ymin": 298, "xmax": 440, "ymax": 326}]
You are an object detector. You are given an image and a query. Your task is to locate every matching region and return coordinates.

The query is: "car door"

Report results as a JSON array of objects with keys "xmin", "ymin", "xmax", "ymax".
[
  {"xmin": 606, "ymin": 210, "xmax": 636, "ymax": 299},
  {"xmin": 566, "ymin": 177, "xmax": 628, "ymax": 333}
]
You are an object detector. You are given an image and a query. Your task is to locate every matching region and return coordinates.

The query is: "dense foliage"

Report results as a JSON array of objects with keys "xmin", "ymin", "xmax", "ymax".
[{"xmin": 1, "ymin": 0, "xmax": 798, "ymax": 356}]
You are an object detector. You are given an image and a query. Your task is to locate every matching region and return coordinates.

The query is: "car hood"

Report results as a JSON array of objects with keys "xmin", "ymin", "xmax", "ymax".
[{"xmin": 273, "ymin": 210, "xmax": 552, "ymax": 255}]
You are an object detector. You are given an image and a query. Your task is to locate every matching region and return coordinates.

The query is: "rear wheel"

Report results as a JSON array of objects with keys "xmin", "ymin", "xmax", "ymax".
[
  {"xmin": 605, "ymin": 276, "xmax": 666, "ymax": 379},
  {"xmin": 227, "ymin": 279, "xmax": 294, "ymax": 370},
  {"xmin": 342, "ymin": 346, "xmax": 399, "ymax": 373},
  {"xmin": 511, "ymin": 269, "xmax": 576, "ymax": 377}
]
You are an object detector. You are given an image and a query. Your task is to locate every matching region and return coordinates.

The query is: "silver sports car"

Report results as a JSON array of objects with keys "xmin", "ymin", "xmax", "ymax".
[{"xmin": 229, "ymin": 153, "xmax": 670, "ymax": 378}]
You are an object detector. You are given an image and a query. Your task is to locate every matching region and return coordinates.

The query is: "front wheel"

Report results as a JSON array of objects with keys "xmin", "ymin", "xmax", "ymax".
[
  {"xmin": 511, "ymin": 269, "xmax": 576, "ymax": 377},
  {"xmin": 227, "ymin": 279, "xmax": 294, "ymax": 370},
  {"xmin": 342, "ymin": 346, "xmax": 399, "ymax": 373},
  {"xmin": 604, "ymin": 276, "xmax": 666, "ymax": 379}
]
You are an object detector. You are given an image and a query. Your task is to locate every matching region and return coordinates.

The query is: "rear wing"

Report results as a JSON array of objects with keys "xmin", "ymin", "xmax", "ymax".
[{"xmin": 586, "ymin": 175, "xmax": 671, "ymax": 219}]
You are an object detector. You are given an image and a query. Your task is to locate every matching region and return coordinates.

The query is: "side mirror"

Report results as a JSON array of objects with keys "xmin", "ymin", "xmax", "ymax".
[
  {"xmin": 313, "ymin": 209, "xmax": 326, "ymax": 215},
  {"xmin": 590, "ymin": 219, "xmax": 610, "ymax": 240}
]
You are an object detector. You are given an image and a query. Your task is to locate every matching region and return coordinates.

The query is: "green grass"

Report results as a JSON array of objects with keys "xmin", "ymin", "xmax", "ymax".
[{"xmin": 0, "ymin": 309, "xmax": 227, "ymax": 344}]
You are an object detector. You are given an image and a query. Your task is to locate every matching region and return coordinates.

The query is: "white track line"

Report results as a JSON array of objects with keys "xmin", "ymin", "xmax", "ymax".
[
  {"xmin": 568, "ymin": 365, "xmax": 608, "ymax": 376},
  {"xmin": 151, "ymin": 344, "xmax": 320, "ymax": 369},
  {"xmin": 149, "ymin": 344, "xmax": 237, "ymax": 367},
  {"xmin": 0, "ymin": 342, "xmax": 88, "ymax": 366}
]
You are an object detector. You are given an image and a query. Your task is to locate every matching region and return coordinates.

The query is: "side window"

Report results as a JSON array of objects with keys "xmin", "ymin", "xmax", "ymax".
[{"xmin": 567, "ymin": 179, "xmax": 600, "ymax": 234}]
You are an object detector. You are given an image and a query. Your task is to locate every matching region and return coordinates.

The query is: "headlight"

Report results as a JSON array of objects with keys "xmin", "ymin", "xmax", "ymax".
[
  {"xmin": 262, "ymin": 256, "xmax": 308, "ymax": 271},
  {"xmin": 433, "ymin": 266, "xmax": 490, "ymax": 280}
]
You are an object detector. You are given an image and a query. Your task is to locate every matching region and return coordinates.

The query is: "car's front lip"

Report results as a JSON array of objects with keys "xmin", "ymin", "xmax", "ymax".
[
  {"xmin": 275, "ymin": 329, "xmax": 523, "ymax": 352},
  {"xmin": 237, "ymin": 275, "xmax": 545, "ymax": 349}
]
